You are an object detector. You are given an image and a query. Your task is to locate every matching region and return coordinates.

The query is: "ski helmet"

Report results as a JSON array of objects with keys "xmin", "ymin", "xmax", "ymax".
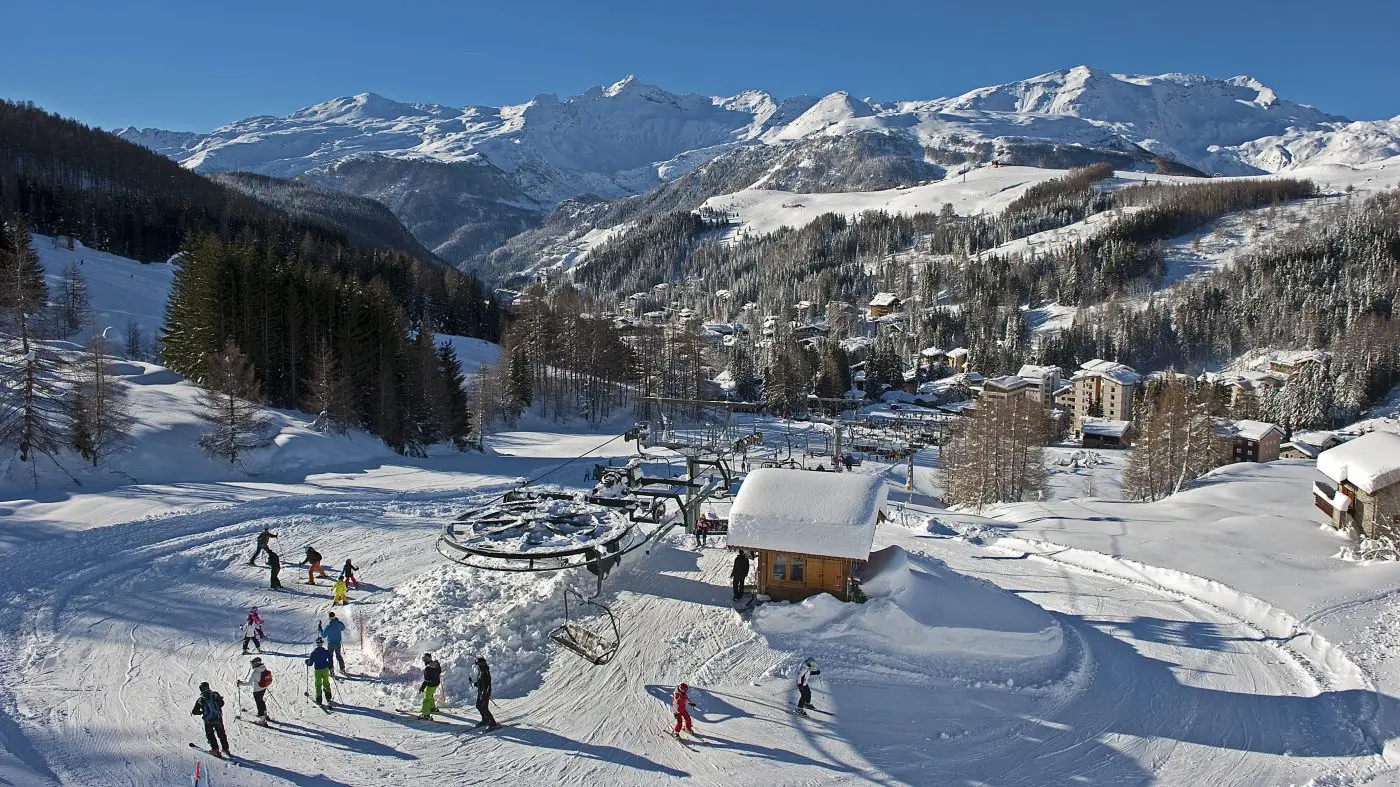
[
  {"xmin": 328, "ymin": 612, "xmax": 336, "ymax": 619},
  {"xmin": 475, "ymin": 656, "xmax": 487, "ymax": 666},
  {"xmin": 678, "ymin": 682, "xmax": 688, "ymax": 691},
  {"xmin": 249, "ymin": 606, "xmax": 258, "ymax": 613},
  {"xmin": 805, "ymin": 658, "xmax": 816, "ymax": 667},
  {"xmin": 251, "ymin": 657, "xmax": 263, "ymax": 666},
  {"xmin": 316, "ymin": 637, "xmax": 324, "ymax": 645},
  {"xmin": 199, "ymin": 681, "xmax": 210, "ymax": 692},
  {"xmin": 423, "ymin": 653, "xmax": 433, "ymax": 663}
]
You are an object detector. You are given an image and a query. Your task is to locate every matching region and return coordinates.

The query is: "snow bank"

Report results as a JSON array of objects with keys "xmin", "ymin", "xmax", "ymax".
[
  {"xmin": 367, "ymin": 563, "xmax": 573, "ymax": 705},
  {"xmin": 750, "ymin": 545, "xmax": 1068, "ymax": 685},
  {"xmin": 728, "ymin": 468, "xmax": 886, "ymax": 559}
]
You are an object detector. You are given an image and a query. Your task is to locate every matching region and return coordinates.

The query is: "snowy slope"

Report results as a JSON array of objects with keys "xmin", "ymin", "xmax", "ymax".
[{"xmin": 33, "ymin": 234, "xmax": 174, "ymax": 352}]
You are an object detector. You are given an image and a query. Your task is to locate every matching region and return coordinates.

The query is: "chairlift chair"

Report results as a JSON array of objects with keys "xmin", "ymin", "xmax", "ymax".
[{"xmin": 550, "ymin": 587, "xmax": 621, "ymax": 665}]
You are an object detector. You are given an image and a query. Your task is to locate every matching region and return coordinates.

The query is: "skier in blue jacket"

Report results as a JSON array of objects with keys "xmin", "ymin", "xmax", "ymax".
[
  {"xmin": 319, "ymin": 612, "xmax": 348, "ymax": 675},
  {"xmin": 305, "ymin": 638, "xmax": 334, "ymax": 706}
]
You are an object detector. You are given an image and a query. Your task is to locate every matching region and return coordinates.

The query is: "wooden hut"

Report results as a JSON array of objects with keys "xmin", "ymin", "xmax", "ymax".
[{"xmin": 726, "ymin": 468, "xmax": 887, "ymax": 602}]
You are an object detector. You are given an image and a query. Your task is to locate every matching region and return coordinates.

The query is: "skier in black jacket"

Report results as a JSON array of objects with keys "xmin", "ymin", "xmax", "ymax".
[
  {"xmin": 731, "ymin": 550, "xmax": 750, "ymax": 601},
  {"xmin": 418, "ymin": 653, "xmax": 442, "ymax": 720},
  {"xmin": 249, "ymin": 528, "xmax": 277, "ymax": 566},
  {"xmin": 191, "ymin": 682, "xmax": 230, "ymax": 756},
  {"xmin": 267, "ymin": 549, "xmax": 282, "ymax": 589},
  {"xmin": 470, "ymin": 656, "xmax": 499, "ymax": 729}
]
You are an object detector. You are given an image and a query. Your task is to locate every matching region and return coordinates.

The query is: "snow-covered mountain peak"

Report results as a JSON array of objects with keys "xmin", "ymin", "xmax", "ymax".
[{"xmin": 771, "ymin": 90, "xmax": 876, "ymax": 141}]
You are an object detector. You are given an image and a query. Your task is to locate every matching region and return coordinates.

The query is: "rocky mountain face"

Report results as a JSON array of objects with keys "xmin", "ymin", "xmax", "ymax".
[{"xmin": 118, "ymin": 67, "xmax": 1400, "ymax": 279}]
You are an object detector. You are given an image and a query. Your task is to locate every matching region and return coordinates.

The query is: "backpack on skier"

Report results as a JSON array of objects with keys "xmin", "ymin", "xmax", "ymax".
[{"xmin": 258, "ymin": 667, "xmax": 273, "ymax": 689}]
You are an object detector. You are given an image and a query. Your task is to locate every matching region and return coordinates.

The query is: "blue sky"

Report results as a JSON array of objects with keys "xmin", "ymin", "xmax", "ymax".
[{"xmin": 5, "ymin": 0, "xmax": 1398, "ymax": 131}]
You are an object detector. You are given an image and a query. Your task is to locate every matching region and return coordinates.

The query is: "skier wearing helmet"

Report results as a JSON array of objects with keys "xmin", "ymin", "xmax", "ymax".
[
  {"xmin": 796, "ymin": 657, "xmax": 821, "ymax": 715},
  {"xmin": 671, "ymin": 682, "xmax": 698, "ymax": 736},
  {"xmin": 418, "ymin": 653, "xmax": 442, "ymax": 720}
]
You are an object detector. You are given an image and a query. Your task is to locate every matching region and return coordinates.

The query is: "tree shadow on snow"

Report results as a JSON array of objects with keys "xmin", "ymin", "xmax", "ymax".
[
  {"xmin": 265, "ymin": 719, "xmax": 416, "ymax": 760},
  {"xmin": 220, "ymin": 755, "xmax": 359, "ymax": 787},
  {"xmin": 485, "ymin": 724, "xmax": 689, "ymax": 778}
]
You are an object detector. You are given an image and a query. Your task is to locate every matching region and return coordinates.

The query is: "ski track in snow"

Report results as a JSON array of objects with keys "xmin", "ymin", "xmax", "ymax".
[{"xmin": 0, "ymin": 466, "xmax": 1395, "ymax": 784}]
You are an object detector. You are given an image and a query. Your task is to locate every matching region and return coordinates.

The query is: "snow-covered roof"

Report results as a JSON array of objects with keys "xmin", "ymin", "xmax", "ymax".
[
  {"xmin": 1286, "ymin": 431, "xmax": 1341, "ymax": 458},
  {"xmin": 919, "ymin": 346, "xmax": 945, "ymax": 358},
  {"xmin": 1017, "ymin": 364, "xmax": 1060, "ymax": 381},
  {"xmin": 869, "ymin": 292, "xmax": 900, "ymax": 307},
  {"xmin": 1074, "ymin": 359, "xmax": 1141, "ymax": 385},
  {"xmin": 1232, "ymin": 420, "xmax": 1283, "ymax": 441},
  {"xmin": 1317, "ymin": 432, "xmax": 1400, "ymax": 494},
  {"xmin": 727, "ymin": 469, "xmax": 887, "ymax": 560},
  {"xmin": 984, "ymin": 375, "xmax": 1030, "ymax": 392},
  {"xmin": 1081, "ymin": 418, "xmax": 1131, "ymax": 438},
  {"xmin": 946, "ymin": 347, "xmax": 969, "ymax": 359}
]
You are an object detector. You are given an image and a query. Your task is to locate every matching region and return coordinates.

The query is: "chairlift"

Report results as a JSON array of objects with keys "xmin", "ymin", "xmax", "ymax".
[{"xmin": 550, "ymin": 586, "xmax": 620, "ymax": 665}]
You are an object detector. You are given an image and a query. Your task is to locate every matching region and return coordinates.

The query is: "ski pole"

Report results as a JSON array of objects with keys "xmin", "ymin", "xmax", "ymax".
[{"xmin": 305, "ymin": 664, "xmax": 311, "ymax": 703}]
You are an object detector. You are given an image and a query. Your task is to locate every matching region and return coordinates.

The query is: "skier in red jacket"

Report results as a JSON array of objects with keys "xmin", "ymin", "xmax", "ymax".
[{"xmin": 671, "ymin": 682, "xmax": 698, "ymax": 736}]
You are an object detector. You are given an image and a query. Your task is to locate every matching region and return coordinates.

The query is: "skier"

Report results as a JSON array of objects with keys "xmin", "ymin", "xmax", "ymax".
[
  {"xmin": 731, "ymin": 549, "xmax": 750, "ymax": 602},
  {"xmin": 305, "ymin": 637, "xmax": 334, "ymax": 707},
  {"xmin": 249, "ymin": 527, "xmax": 277, "ymax": 566},
  {"xmin": 191, "ymin": 682, "xmax": 230, "ymax": 756},
  {"xmin": 267, "ymin": 549, "xmax": 283, "ymax": 589},
  {"xmin": 236, "ymin": 657, "xmax": 273, "ymax": 724},
  {"xmin": 796, "ymin": 658, "xmax": 821, "ymax": 714},
  {"xmin": 332, "ymin": 576, "xmax": 349, "ymax": 606},
  {"xmin": 304, "ymin": 546, "xmax": 329, "ymax": 585},
  {"xmin": 470, "ymin": 656, "xmax": 499, "ymax": 729},
  {"xmin": 671, "ymin": 682, "xmax": 697, "ymax": 736},
  {"xmin": 340, "ymin": 558, "xmax": 358, "ymax": 590},
  {"xmin": 418, "ymin": 653, "xmax": 442, "ymax": 720},
  {"xmin": 319, "ymin": 612, "xmax": 347, "ymax": 675},
  {"xmin": 240, "ymin": 617, "xmax": 262, "ymax": 654}
]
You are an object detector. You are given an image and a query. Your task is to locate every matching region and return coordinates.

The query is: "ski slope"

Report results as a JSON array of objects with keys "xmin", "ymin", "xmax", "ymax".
[{"xmin": 0, "ymin": 421, "xmax": 1397, "ymax": 785}]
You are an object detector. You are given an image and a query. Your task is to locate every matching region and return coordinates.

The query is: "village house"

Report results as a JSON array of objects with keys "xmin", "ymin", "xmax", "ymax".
[
  {"xmin": 1281, "ymin": 431, "xmax": 1344, "ymax": 460},
  {"xmin": 726, "ymin": 468, "xmax": 887, "ymax": 603},
  {"xmin": 1314, "ymin": 432, "xmax": 1400, "ymax": 541},
  {"xmin": 1055, "ymin": 359, "xmax": 1141, "ymax": 432},
  {"xmin": 1268, "ymin": 350, "xmax": 1329, "ymax": 377},
  {"xmin": 945, "ymin": 347, "xmax": 970, "ymax": 374},
  {"xmin": 867, "ymin": 292, "xmax": 902, "ymax": 319},
  {"xmin": 1080, "ymin": 418, "xmax": 1132, "ymax": 449},
  {"xmin": 980, "ymin": 375, "xmax": 1033, "ymax": 403},
  {"xmin": 1016, "ymin": 364, "xmax": 1063, "ymax": 409},
  {"xmin": 1214, "ymin": 419, "xmax": 1284, "ymax": 463}
]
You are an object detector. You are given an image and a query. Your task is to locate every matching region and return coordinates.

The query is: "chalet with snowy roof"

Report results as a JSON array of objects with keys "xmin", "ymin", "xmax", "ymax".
[
  {"xmin": 867, "ymin": 292, "xmax": 902, "ymax": 319},
  {"xmin": 1268, "ymin": 350, "xmax": 1329, "ymax": 377},
  {"xmin": 1080, "ymin": 418, "xmax": 1132, "ymax": 449},
  {"xmin": 726, "ymin": 468, "xmax": 888, "ymax": 603},
  {"xmin": 1314, "ymin": 432, "xmax": 1400, "ymax": 540},
  {"xmin": 945, "ymin": 347, "xmax": 970, "ymax": 374},
  {"xmin": 1213, "ymin": 419, "xmax": 1284, "ymax": 463},
  {"xmin": 1281, "ymin": 431, "xmax": 1343, "ymax": 460}
]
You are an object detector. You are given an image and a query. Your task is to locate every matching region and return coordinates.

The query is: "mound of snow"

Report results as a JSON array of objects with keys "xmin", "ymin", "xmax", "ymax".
[{"xmin": 750, "ymin": 545, "xmax": 1067, "ymax": 685}]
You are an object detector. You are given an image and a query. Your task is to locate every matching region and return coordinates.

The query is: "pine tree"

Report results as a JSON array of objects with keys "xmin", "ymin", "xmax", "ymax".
[
  {"xmin": 125, "ymin": 320, "xmax": 145, "ymax": 361},
  {"xmin": 67, "ymin": 333, "xmax": 133, "ymax": 465},
  {"xmin": 196, "ymin": 341, "xmax": 273, "ymax": 464},
  {"xmin": 436, "ymin": 342, "xmax": 473, "ymax": 451},
  {"xmin": 503, "ymin": 344, "xmax": 533, "ymax": 422},
  {"xmin": 728, "ymin": 342, "xmax": 761, "ymax": 402},
  {"xmin": 303, "ymin": 339, "xmax": 355, "ymax": 433},
  {"xmin": 54, "ymin": 262, "xmax": 91, "ymax": 337}
]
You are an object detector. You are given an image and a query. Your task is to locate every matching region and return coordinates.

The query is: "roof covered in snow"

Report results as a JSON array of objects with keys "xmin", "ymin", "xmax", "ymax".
[
  {"xmin": 1074, "ymin": 359, "xmax": 1141, "ymax": 385},
  {"xmin": 1286, "ymin": 431, "xmax": 1341, "ymax": 458},
  {"xmin": 946, "ymin": 347, "xmax": 969, "ymax": 359},
  {"xmin": 727, "ymin": 468, "xmax": 887, "ymax": 560},
  {"xmin": 1233, "ymin": 420, "xmax": 1283, "ymax": 441},
  {"xmin": 1081, "ymin": 418, "xmax": 1131, "ymax": 438},
  {"xmin": 984, "ymin": 375, "xmax": 1030, "ymax": 392},
  {"xmin": 868, "ymin": 292, "xmax": 900, "ymax": 307},
  {"xmin": 1017, "ymin": 364, "xmax": 1060, "ymax": 381},
  {"xmin": 1316, "ymin": 432, "xmax": 1400, "ymax": 494}
]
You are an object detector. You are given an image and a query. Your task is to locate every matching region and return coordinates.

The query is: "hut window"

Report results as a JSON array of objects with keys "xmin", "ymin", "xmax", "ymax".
[
  {"xmin": 773, "ymin": 554, "xmax": 787, "ymax": 581},
  {"xmin": 790, "ymin": 556, "xmax": 806, "ymax": 582}
]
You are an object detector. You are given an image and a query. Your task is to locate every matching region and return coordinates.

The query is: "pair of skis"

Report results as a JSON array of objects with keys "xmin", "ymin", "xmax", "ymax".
[{"xmin": 188, "ymin": 742, "xmax": 241, "ymax": 764}]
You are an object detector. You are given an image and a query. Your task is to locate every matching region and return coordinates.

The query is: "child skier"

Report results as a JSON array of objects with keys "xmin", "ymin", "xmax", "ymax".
[
  {"xmin": 305, "ymin": 638, "xmax": 334, "ymax": 707},
  {"xmin": 796, "ymin": 658, "xmax": 821, "ymax": 714},
  {"xmin": 304, "ymin": 546, "xmax": 329, "ymax": 585},
  {"xmin": 236, "ymin": 657, "xmax": 273, "ymax": 724},
  {"xmin": 671, "ymin": 682, "xmax": 698, "ymax": 736},
  {"xmin": 332, "ymin": 577, "xmax": 349, "ymax": 606},
  {"xmin": 240, "ymin": 617, "xmax": 262, "ymax": 654},
  {"xmin": 191, "ymin": 682, "xmax": 230, "ymax": 756},
  {"xmin": 470, "ymin": 656, "xmax": 499, "ymax": 729},
  {"xmin": 418, "ymin": 653, "xmax": 442, "ymax": 720},
  {"xmin": 340, "ymin": 558, "xmax": 358, "ymax": 589},
  {"xmin": 319, "ymin": 612, "xmax": 347, "ymax": 675}
]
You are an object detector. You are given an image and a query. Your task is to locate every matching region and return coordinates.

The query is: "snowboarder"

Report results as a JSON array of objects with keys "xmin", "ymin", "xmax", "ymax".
[
  {"xmin": 237, "ymin": 657, "xmax": 273, "ymax": 724},
  {"xmin": 418, "ymin": 653, "xmax": 442, "ymax": 720},
  {"xmin": 671, "ymin": 682, "xmax": 697, "ymax": 736},
  {"xmin": 305, "ymin": 637, "xmax": 334, "ymax": 706},
  {"xmin": 267, "ymin": 549, "xmax": 283, "ymax": 589},
  {"xmin": 796, "ymin": 658, "xmax": 821, "ymax": 714},
  {"xmin": 240, "ymin": 617, "xmax": 262, "ymax": 654},
  {"xmin": 191, "ymin": 682, "xmax": 230, "ymax": 756},
  {"xmin": 340, "ymin": 558, "xmax": 358, "ymax": 590},
  {"xmin": 304, "ymin": 546, "xmax": 329, "ymax": 585},
  {"xmin": 248, "ymin": 528, "xmax": 277, "ymax": 566},
  {"xmin": 731, "ymin": 550, "xmax": 750, "ymax": 601},
  {"xmin": 470, "ymin": 656, "xmax": 498, "ymax": 729},
  {"xmin": 319, "ymin": 612, "xmax": 347, "ymax": 674},
  {"xmin": 332, "ymin": 577, "xmax": 349, "ymax": 606}
]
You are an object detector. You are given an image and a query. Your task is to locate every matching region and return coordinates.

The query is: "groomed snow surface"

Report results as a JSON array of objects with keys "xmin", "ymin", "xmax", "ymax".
[{"xmin": 3, "ymin": 410, "xmax": 1400, "ymax": 784}]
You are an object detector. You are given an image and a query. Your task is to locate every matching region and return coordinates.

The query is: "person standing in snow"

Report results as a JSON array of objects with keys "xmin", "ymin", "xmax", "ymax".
[
  {"xmin": 671, "ymin": 682, "xmax": 698, "ymax": 736},
  {"xmin": 418, "ymin": 653, "xmax": 442, "ymax": 720},
  {"xmin": 249, "ymin": 528, "xmax": 277, "ymax": 566},
  {"xmin": 236, "ymin": 657, "xmax": 273, "ymax": 724},
  {"xmin": 340, "ymin": 558, "xmax": 358, "ymax": 589},
  {"xmin": 319, "ymin": 612, "xmax": 347, "ymax": 675},
  {"xmin": 305, "ymin": 638, "xmax": 334, "ymax": 707},
  {"xmin": 332, "ymin": 577, "xmax": 349, "ymax": 606},
  {"xmin": 240, "ymin": 617, "xmax": 262, "ymax": 654},
  {"xmin": 304, "ymin": 546, "xmax": 329, "ymax": 585},
  {"xmin": 191, "ymin": 682, "xmax": 230, "ymax": 756},
  {"xmin": 267, "ymin": 549, "xmax": 283, "ymax": 589},
  {"xmin": 470, "ymin": 656, "xmax": 499, "ymax": 729},
  {"xmin": 730, "ymin": 550, "xmax": 750, "ymax": 601},
  {"xmin": 796, "ymin": 658, "xmax": 821, "ymax": 714}
]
